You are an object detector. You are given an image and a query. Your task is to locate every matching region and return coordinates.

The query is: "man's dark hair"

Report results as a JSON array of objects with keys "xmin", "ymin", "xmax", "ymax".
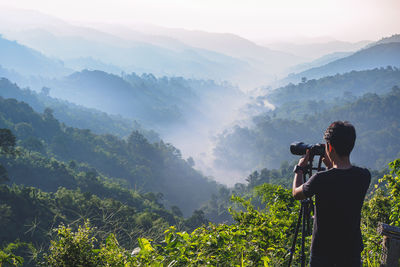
[{"xmin": 323, "ymin": 121, "xmax": 356, "ymax": 157}]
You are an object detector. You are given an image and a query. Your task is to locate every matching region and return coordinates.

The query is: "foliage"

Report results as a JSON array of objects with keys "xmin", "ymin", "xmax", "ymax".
[
  {"xmin": 215, "ymin": 86, "xmax": 400, "ymax": 172},
  {"xmin": 269, "ymin": 67, "xmax": 400, "ymax": 105},
  {"xmin": 44, "ymin": 222, "xmax": 100, "ymax": 266},
  {"xmin": 378, "ymin": 159, "xmax": 400, "ymax": 225},
  {"xmin": 0, "ymin": 179, "xmax": 214, "ymax": 253},
  {"xmin": 131, "ymin": 185, "xmax": 303, "ymax": 266},
  {"xmin": 361, "ymin": 159, "xmax": 400, "ymax": 265},
  {"xmin": 0, "ymin": 129, "xmax": 16, "ymax": 183},
  {"xmin": 0, "ymin": 94, "xmax": 218, "ymax": 216},
  {"xmin": 37, "ymin": 184, "xmax": 312, "ymax": 266},
  {"xmin": 41, "ymin": 185, "xmax": 302, "ymax": 266},
  {"xmin": 0, "ymin": 242, "xmax": 27, "ymax": 267},
  {"xmin": 0, "ymin": 78, "xmax": 158, "ymax": 141},
  {"xmin": 201, "ymin": 163, "xmax": 294, "ymax": 224},
  {"xmin": 5, "ymin": 159, "xmax": 395, "ymax": 266}
]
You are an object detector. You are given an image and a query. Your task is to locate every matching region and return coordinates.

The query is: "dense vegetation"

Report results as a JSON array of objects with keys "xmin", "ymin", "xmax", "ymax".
[
  {"xmin": 0, "ymin": 95, "xmax": 219, "ymax": 216},
  {"xmin": 0, "ymin": 78, "xmax": 158, "ymax": 141},
  {"xmin": 0, "ymin": 126, "xmax": 209, "ymax": 266},
  {"xmin": 267, "ymin": 67, "xmax": 400, "ymax": 106},
  {"xmin": 2, "ymin": 158, "xmax": 396, "ymax": 266},
  {"xmin": 215, "ymin": 79, "xmax": 400, "ymax": 173},
  {"xmin": 43, "ymin": 70, "xmax": 243, "ymax": 132}
]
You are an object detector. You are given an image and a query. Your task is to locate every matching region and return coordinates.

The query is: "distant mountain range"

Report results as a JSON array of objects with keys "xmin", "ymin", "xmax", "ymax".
[
  {"xmin": 0, "ymin": 7, "xmax": 303, "ymax": 88},
  {"xmin": 264, "ymin": 39, "xmax": 371, "ymax": 60},
  {"xmin": 2, "ymin": 7, "xmax": 395, "ymax": 90},
  {"xmin": 266, "ymin": 67, "xmax": 400, "ymax": 106},
  {"xmin": 286, "ymin": 51, "xmax": 353, "ymax": 75},
  {"xmin": 280, "ymin": 38, "xmax": 400, "ymax": 85},
  {"xmin": 33, "ymin": 70, "xmax": 243, "ymax": 137},
  {"xmin": 0, "ymin": 35, "xmax": 71, "ymax": 77}
]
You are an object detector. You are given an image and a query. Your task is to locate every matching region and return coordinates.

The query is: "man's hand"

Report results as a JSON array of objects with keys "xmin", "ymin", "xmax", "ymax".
[{"xmin": 298, "ymin": 149, "xmax": 310, "ymax": 168}]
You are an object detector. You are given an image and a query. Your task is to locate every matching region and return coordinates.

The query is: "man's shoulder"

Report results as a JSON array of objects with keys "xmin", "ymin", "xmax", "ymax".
[
  {"xmin": 314, "ymin": 168, "xmax": 336, "ymax": 177},
  {"xmin": 351, "ymin": 165, "xmax": 371, "ymax": 179},
  {"xmin": 314, "ymin": 166, "xmax": 371, "ymax": 180}
]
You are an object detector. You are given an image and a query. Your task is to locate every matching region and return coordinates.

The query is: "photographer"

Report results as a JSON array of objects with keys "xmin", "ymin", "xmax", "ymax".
[{"xmin": 292, "ymin": 121, "xmax": 371, "ymax": 267}]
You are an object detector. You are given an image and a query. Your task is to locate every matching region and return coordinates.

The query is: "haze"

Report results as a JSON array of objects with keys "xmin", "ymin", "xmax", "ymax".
[
  {"xmin": 0, "ymin": 1, "xmax": 399, "ymax": 186},
  {"xmin": 2, "ymin": 0, "xmax": 399, "ymax": 43}
]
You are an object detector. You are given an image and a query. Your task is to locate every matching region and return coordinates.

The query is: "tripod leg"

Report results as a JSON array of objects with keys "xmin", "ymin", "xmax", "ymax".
[
  {"xmin": 301, "ymin": 202, "xmax": 307, "ymax": 267},
  {"xmin": 288, "ymin": 203, "xmax": 304, "ymax": 267}
]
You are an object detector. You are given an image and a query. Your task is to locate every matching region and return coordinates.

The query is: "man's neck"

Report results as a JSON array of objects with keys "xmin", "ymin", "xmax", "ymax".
[{"xmin": 332, "ymin": 156, "xmax": 352, "ymax": 169}]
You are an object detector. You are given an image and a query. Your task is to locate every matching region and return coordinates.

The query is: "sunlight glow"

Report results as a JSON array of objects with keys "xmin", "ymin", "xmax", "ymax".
[{"xmin": 1, "ymin": 0, "xmax": 399, "ymax": 42}]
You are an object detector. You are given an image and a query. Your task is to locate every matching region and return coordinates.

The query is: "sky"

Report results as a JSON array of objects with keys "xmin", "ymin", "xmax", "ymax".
[{"xmin": 1, "ymin": 0, "xmax": 399, "ymax": 43}]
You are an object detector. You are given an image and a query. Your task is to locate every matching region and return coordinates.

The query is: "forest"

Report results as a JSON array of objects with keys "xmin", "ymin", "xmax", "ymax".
[
  {"xmin": 1, "ymin": 80, "xmax": 399, "ymax": 266},
  {"xmin": 215, "ymin": 69, "xmax": 400, "ymax": 173},
  {"xmin": 0, "ymin": 10, "xmax": 400, "ymax": 266}
]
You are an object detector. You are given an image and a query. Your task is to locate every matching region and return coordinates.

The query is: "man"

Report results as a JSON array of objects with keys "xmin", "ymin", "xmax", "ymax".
[{"xmin": 292, "ymin": 121, "xmax": 371, "ymax": 267}]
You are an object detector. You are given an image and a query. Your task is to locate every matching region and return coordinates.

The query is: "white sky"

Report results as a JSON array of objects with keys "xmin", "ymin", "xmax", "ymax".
[{"xmin": 1, "ymin": 0, "xmax": 399, "ymax": 42}]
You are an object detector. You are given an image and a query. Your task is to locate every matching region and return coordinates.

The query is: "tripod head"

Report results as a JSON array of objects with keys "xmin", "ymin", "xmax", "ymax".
[{"xmin": 302, "ymin": 153, "xmax": 325, "ymax": 182}]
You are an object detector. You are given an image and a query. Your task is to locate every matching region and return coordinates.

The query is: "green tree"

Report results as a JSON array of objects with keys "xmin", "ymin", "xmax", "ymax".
[{"xmin": 0, "ymin": 129, "xmax": 16, "ymax": 154}]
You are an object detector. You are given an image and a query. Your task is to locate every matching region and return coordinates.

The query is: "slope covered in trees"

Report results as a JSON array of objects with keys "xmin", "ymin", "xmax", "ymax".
[
  {"xmin": 214, "ymin": 86, "xmax": 400, "ymax": 172},
  {"xmin": 0, "ymin": 96, "xmax": 219, "ymax": 216},
  {"xmin": 267, "ymin": 67, "xmax": 400, "ymax": 106},
  {"xmin": 0, "ymin": 78, "xmax": 158, "ymax": 141},
  {"xmin": 41, "ymin": 70, "xmax": 244, "ymax": 132},
  {"xmin": 5, "ymin": 158, "xmax": 396, "ymax": 266}
]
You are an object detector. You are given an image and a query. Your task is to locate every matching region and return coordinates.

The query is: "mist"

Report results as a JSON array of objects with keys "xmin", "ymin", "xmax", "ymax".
[{"xmin": 0, "ymin": 6, "xmax": 399, "ymax": 186}]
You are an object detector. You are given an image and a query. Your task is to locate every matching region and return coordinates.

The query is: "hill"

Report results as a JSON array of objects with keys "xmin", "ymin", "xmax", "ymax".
[
  {"xmin": 266, "ymin": 67, "xmax": 400, "ymax": 106},
  {"xmin": 0, "ymin": 7, "xmax": 303, "ymax": 87},
  {"xmin": 283, "ymin": 42, "xmax": 400, "ymax": 84},
  {"xmin": 0, "ymin": 35, "xmax": 71, "ymax": 77},
  {"xmin": 0, "ymin": 95, "xmax": 219, "ymax": 216},
  {"xmin": 214, "ymin": 86, "xmax": 400, "ymax": 172},
  {"xmin": 41, "ymin": 70, "xmax": 244, "ymax": 133},
  {"xmin": 0, "ymin": 78, "xmax": 158, "ymax": 141},
  {"xmin": 265, "ymin": 39, "xmax": 370, "ymax": 60},
  {"xmin": 1, "ymin": 25, "xmax": 250, "ymax": 85}
]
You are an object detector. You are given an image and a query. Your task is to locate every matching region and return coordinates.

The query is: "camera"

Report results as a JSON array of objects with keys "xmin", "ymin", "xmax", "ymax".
[{"xmin": 290, "ymin": 142, "xmax": 325, "ymax": 156}]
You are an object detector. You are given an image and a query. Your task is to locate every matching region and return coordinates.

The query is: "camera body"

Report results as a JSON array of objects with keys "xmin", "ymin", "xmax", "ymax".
[{"xmin": 290, "ymin": 142, "xmax": 325, "ymax": 156}]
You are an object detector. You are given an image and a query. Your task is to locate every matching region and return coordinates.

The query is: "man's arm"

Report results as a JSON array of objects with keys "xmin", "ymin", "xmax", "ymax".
[
  {"xmin": 292, "ymin": 150, "xmax": 310, "ymax": 200},
  {"xmin": 292, "ymin": 171, "xmax": 306, "ymax": 200}
]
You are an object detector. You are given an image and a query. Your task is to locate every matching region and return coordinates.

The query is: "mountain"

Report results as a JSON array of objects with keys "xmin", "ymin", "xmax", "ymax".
[
  {"xmin": 0, "ymin": 78, "xmax": 159, "ymax": 141},
  {"xmin": 286, "ymin": 51, "xmax": 353, "ymax": 75},
  {"xmin": 0, "ymin": 35, "xmax": 71, "ymax": 77},
  {"xmin": 0, "ymin": 7, "xmax": 302, "ymax": 87},
  {"xmin": 63, "ymin": 57, "xmax": 125, "ymax": 75},
  {"xmin": 365, "ymin": 34, "xmax": 400, "ymax": 48},
  {"xmin": 0, "ymin": 93, "xmax": 219, "ymax": 215},
  {"xmin": 266, "ymin": 67, "xmax": 400, "ymax": 105},
  {"xmin": 5, "ymin": 28, "xmax": 249, "ymax": 81},
  {"xmin": 282, "ymin": 41, "xmax": 400, "ymax": 84},
  {"xmin": 265, "ymin": 39, "xmax": 371, "ymax": 60},
  {"xmin": 40, "ymin": 70, "xmax": 244, "ymax": 134},
  {"xmin": 95, "ymin": 24, "xmax": 303, "ymax": 73},
  {"xmin": 214, "ymin": 86, "xmax": 400, "ymax": 174}
]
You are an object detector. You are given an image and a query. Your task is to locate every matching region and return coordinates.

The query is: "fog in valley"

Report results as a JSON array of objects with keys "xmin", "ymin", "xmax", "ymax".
[{"xmin": 0, "ymin": 2, "xmax": 400, "ymax": 188}]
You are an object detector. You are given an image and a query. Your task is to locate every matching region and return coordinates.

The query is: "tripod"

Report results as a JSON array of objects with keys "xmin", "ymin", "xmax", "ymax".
[{"xmin": 287, "ymin": 154, "xmax": 324, "ymax": 267}]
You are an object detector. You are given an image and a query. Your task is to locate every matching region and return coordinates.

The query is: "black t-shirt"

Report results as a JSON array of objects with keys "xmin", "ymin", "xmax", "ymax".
[{"xmin": 303, "ymin": 166, "xmax": 371, "ymax": 259}]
